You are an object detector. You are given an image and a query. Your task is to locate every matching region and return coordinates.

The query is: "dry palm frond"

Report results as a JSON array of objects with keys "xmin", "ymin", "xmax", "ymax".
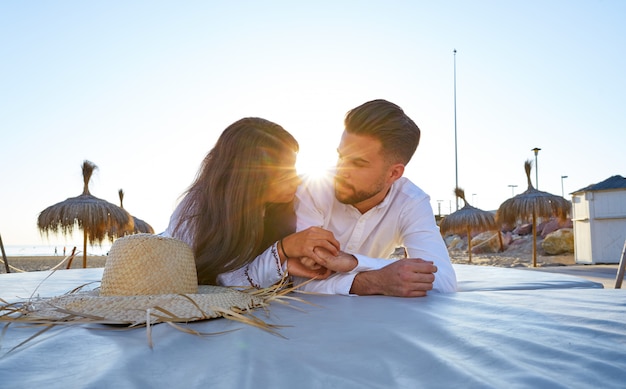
[
  {"xmin": 497, "ymin": 160, "xmax": 571, "ymax": 226},
  {"xmin": 38, "ymin": 161, "xmax": 135, "ymax": 267},
  {"xmin": 0, "ymin": 274, "xmax": 310, "ymax": 354},
  {"xmin": 118, "ymin": 189, "xmax": 155, "ymax": 234},
  {"xmin": 440, "ymin": 187, "xmax": 499, "ymax": 263},
  {"xmin": 496, "ymin": 160, "xmax": 571, "ymax": 267},
  {"xmin": 440, "ymin": 188, "xmax": 498, "ymax": 235},
  {"xmin": 38, "ymin": 162, "xmax": 134, "ymax": 243},
  {"xmin": 131, "ymin": 217, "xmax": 154, "ymax": 234}
]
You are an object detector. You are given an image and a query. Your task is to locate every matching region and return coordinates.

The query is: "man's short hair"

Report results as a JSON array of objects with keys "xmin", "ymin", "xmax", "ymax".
[{"xmin": 344, "ymin": 99, "xmax": 421, "ymax": 165}]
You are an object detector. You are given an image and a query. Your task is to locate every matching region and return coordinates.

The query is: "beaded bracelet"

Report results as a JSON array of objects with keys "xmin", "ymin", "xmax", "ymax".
[{"xmin": 279, "ymin": 238, "xmax": 290, "ymax": 259}]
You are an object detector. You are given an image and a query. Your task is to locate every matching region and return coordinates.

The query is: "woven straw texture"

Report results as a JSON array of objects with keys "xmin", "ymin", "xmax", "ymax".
[
  {"xmin": 101, "ymin": 234, "xmax": 198, "ymax": 296},
  {"xmin": 29, "ymin": 285, "xmax": 263, "ymax": 323},
  {"xmin": 14, "ymin": 234, "xmax": 264, "ymax": 324}
]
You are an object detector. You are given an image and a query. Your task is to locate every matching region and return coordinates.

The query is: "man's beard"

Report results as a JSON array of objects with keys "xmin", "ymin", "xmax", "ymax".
[{"xmin": 334, "ymin": 176, "xmax": 385, "ymax": 205}]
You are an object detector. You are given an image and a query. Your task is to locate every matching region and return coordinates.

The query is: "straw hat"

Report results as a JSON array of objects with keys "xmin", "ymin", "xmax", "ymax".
[{"xmin": 11, "ymin": 234, "xmax": 273, "ymax": 325}]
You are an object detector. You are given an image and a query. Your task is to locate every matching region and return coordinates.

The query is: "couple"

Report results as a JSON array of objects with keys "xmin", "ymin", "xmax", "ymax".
[{"xmin": 163, "ymin": 99, "xmax": 457, "ymax": 296}]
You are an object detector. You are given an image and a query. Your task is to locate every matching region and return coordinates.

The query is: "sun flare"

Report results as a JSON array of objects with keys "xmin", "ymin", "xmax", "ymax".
[{"xmin": 296, "ymin": 153, "xmax": 335, "ymax": 182}]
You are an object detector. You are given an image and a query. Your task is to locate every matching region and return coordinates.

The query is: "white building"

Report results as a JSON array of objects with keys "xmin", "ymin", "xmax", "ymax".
[{"xmin": 571, "ymin": 175, "xmax": 626, "ymax": 264}]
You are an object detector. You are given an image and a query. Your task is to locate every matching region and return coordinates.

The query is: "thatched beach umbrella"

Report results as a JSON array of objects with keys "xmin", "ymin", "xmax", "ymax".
[
  {"xmin": 496, "ymin": 160, "xmax": 571, "ymax": 267},
  {"xmin": 38, "ymin": 161, "xmax": 135, "ymax": 268},
  {"xmin": 118, "ymin": 189, "xmax": 154, "ymax": 234},
  {"xmin": 440, "ymin": 187, "xmax": 499, "ymax": 263}
]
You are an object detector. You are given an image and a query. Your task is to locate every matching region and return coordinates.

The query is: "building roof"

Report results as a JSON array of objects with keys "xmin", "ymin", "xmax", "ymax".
[{"xmin": 571, "ymin": 175, "xmax": 626, "ymax": 194}]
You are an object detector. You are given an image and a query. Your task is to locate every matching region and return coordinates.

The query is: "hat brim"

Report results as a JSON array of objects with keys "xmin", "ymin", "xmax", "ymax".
[{"xmin": 19, "ymin": 285, "xmax": 266, "ymax": 325}]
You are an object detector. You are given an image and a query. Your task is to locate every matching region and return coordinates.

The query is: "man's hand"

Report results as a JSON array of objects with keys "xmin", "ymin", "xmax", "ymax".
[
  {"xmin": 281, "ymin": 227, "xmax": 340, "ymax": 262},
  {"xmin": 299, "ymin": 247, "xmax": 357, "ymax": 273},
  {"xmin": 350, "ymin": 258, "xmax": 437, "ymax": 297},
  {"xmin": 287, "ymin": 257, "xmax": 333, "ymax": 279}
]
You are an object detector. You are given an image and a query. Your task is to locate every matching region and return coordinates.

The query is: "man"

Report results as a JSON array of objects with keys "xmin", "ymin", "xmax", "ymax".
[{"xmin": 294, "ymin": 99, "xmax": 457, "ymax": 296}]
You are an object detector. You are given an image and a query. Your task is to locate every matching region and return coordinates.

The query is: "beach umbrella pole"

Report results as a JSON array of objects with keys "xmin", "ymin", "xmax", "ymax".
[
  {"xmin": 467, "ymin": 225, "xmax": 473, "ymax": 263},
  {"xmin": 83, "ymin": 229, "xmax": 88, "ymax": 268},
  {"xmin": 532, "ymin": 211, "xmax": 537, "ymax": 267},
  {"xmin": 66, "ymin": 246, "xmax": 77, "ymax": 269},
  {"xmin": 0, "ymin": 234, "xmax": 10, "ymax": 273}
]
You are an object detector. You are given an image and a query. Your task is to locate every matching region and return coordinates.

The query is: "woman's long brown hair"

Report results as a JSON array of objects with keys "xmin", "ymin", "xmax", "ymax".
[{"xmin": 172, "ymin": 118, "xmax": 299, "ymax": 284}]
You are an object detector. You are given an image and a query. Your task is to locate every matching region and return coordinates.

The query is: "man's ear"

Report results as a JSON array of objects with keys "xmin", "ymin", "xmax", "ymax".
[{"xmin": 388, "ymin": 163, "xmax": 405, "ymax": 182}]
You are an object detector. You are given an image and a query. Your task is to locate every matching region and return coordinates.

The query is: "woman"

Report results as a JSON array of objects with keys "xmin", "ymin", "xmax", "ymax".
[{"xmin": 163, "ymin": 117, "xmax": 341, "ymax": 287}]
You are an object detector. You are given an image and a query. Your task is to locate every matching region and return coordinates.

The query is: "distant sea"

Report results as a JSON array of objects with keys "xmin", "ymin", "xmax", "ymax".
[{"xmin": 2, "ymin": 245, "xmax": 111, "ymax": 257}]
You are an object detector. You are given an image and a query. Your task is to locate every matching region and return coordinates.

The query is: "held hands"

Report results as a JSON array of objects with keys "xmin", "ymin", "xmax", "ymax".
[
  {"xmin": 287, "ymin": 257, "xmax": 333, "ymax": 279},
  {"xmin": 281, "ymin": 227, "xmax": 340, "ymax": 262},
  {"xmin": 300, "ymin": 247, "xmax": 357, "ymax": 273},
  {"xmin": 280, "ymin": 229, "xmax": 436, "ymax": 296},
  {"xmin": 281, "ymin": 227, "xmax": 357, "ymax": 278},
  {"xmin": 280, "ymin": 228, "xmax": 437, "ymax": 296},
  {"xmin": 287, "ymin": 250, "xmax": 357, "ymax": 279}
]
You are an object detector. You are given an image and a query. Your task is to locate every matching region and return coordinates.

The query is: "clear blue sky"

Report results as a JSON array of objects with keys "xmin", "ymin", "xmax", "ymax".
[{"xmin": 1, "ymin": 1, "xmax": 624, "ymax": 247}]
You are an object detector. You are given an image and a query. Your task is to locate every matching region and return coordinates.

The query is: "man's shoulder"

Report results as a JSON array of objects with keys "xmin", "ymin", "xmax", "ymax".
[{"xmin": 393, "ymin": 177, "xmax": 430, "ymax": 201}]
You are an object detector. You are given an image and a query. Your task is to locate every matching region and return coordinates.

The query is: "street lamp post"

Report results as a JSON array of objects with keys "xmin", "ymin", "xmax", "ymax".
[
  {"xmin": 437, "ymin": 200, "xmax": 443, "ymax": 217},
  {"xmin": 561, "ymin": 175, "xmax": 568, "ymax": 197},
  {"xmin": 508, "ymin": 184, "xmax": 518, "ymax": 197},
  {"xmin": 453, "ymin": 49, "xmax": 459, "ymax": 211},
  {"xmin": 531, "ymin": 147, "xmax": 541, "ymax": 189}
]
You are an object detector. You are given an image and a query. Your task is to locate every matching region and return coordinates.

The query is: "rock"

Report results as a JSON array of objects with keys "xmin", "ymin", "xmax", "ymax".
[
  {"xmin": 501, "ymin": 231, "xmax": 513, "ymax": 247},
  {"xmin": 501, "ymin": 223, "xmax": 516, "ymax": 233},
  {"xmin": 471, "ymin": 231, "xmax": 504, "ymax": 254},
  {"xmin": 536, "ymin": 220, "xmax": 549, "ymax": 235},
  {"xmin": 443, "ymin": 234, "xmax": 456, "ymax": 246},
  {"xmin": 513, "ymin": 223, "xmax": 532, "ymax": 235},
  {"xmin": 540, "ymin": 219, "xmax": 559, "ymax": 238},
  {"xmin": 541, "ymin": 218, "xmax": 574, "ymax": 238},
  {"xmin": 508, "ymin": 235, "xmax": 532, "ymax": 250},
  {"xmin": 541, "ymin": 228, "xmax": 574, "ymax": 255},
  {"xmin": 447, "ymin": 235, "xmax": 465, "ymax": 251}
]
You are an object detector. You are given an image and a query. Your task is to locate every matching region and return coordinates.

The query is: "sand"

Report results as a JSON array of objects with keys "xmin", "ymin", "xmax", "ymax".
[
  {"xmin": 449, "ymin": 251, "xmax": 575, "ymax": 267},
  {"xmin": 1, "ymin": 255, "xmax": 108, "ymax": 273}
]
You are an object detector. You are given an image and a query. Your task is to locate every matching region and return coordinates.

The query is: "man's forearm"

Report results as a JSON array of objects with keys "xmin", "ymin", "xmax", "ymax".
[{"xmin": 349, "ymin": 271, "xmax": 382, "ymax": 295}]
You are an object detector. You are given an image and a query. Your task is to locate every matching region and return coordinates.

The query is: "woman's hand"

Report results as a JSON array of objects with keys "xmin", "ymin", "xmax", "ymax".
[
  {"xmin": 287, "ymin": 257, "xmax": 332, "ymax": 279},
  {"xmin": 281, "ymin": 227, "xmax": 340, "ymax": 263},
  {"xmin": 301, "ymin": 248, "xmax": 357, "ymax": 273}
]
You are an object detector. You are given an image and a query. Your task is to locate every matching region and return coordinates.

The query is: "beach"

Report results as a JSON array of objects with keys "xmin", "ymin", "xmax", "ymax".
[
  {"xmin": 449, "ymin": 252, "xmax": 575, "ymax": 267},
  {"xmin": 1, "ymin": 255, "xmax": 107, "ymax": 273},
  {"xmin": 2, "ymin": 251, "xmax": 573, "ymax": 273},
  {"xmin": 2, "ymin": 251, "xmax": 618, "ymax": 289}
]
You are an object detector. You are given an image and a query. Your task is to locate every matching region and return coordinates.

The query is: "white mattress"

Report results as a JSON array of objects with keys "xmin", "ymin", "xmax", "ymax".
[{"xmin": 1, "ymin": 266, "xmax": 623, "ymax": 388}]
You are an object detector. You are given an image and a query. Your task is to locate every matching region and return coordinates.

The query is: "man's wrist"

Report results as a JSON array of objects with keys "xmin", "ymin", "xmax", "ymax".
[{"xmin": 350, "ymin": 270, "xmax": 379, "ymax": 295}]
